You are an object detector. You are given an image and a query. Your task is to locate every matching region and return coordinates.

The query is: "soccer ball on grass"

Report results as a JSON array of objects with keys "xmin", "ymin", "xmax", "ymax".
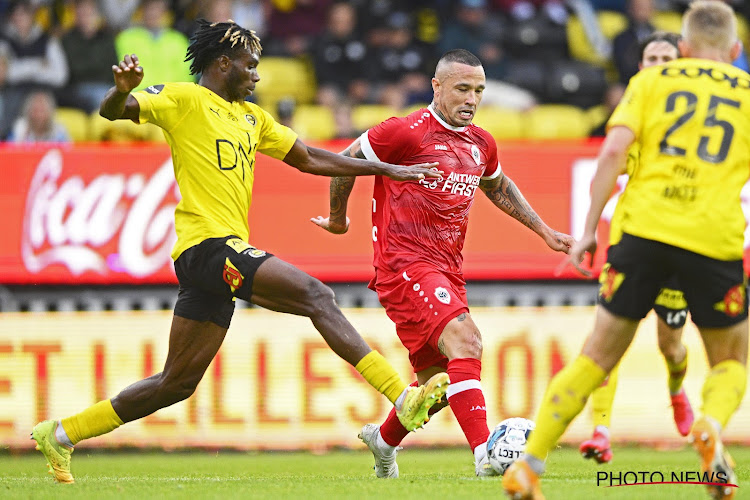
[{"xmin": 487, "ymin": 417, "xmax": 535, "ymax": 475}]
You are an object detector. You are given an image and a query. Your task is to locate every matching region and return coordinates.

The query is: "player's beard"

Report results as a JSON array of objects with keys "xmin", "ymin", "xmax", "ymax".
[{"xmin": 225, "ymin": 65, "xmax": 246, "ymax": 103}]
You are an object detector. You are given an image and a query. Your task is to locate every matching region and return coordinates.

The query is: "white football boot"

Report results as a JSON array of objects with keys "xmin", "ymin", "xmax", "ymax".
[{"xmin": 358, "ymin": 423, "xmax": 400, "ymax": 478}]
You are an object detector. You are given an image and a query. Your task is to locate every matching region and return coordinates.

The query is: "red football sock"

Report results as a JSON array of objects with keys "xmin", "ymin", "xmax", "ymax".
[
  {"xmin": 378, "ymin": 381, "xmax": 417, "ymax": 447},
  {"xmin": 447, "ymin": 357, "xmax": 489, "ymax": 451}
]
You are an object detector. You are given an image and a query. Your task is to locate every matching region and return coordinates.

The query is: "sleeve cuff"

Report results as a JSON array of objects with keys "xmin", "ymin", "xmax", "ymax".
[
  {"xmin": 359, "ymin": 130, "xmax": 381, "ymax": 162},
  {"xmin": 131, "ymin": 92, "xmax": 149, "ymax": 125},
  {"xmin": 481, "ymin": 161, "xmax": 503, "ymax": 180}
]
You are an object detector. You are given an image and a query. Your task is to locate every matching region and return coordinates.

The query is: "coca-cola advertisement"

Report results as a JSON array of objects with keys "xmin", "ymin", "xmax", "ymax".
[{"xmin": 1, "ymin": 145, "xmax": 179, "ymax": 284}]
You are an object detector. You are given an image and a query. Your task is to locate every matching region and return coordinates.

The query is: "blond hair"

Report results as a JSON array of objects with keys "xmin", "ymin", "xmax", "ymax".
[{"xmin": 682, "ymin": 0, "xmax": 737, "ymax": 51}]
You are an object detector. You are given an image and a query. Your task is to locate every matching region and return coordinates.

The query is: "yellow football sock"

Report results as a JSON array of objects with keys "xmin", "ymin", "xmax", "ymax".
[
  {"xmin": 591, "ymin": 363, "xmax": 619, "ymax": 429},
  {"xmin": 526, "ymin": 355, "xmax": 607, "ymax": 461},
  {"xmin": 60, "ymin": 399, "xmax": 124, "ymax": 445},
  {"xmin": 355, "ymin": 350, "xmax": 408, "ymax": 405},
  {"xmin": 666, "ymin": 349, "xmax": 688, "ymax": 395},
  {"xmin": 701, "ymin": 359, "xmax": 747, "ymax": 429}
]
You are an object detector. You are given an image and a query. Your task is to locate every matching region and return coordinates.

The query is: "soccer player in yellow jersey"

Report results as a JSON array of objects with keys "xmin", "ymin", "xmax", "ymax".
[
  {"xmin": 30, "ymin": 19, "xmax": 449, "ymax": 484},
  {"xmin": 580, "ymin": 31, "xmax": 695, "ymax": 465},
  {"xmin": 505, "ymin": 3, "xmax": 749, "ymax": 499}
]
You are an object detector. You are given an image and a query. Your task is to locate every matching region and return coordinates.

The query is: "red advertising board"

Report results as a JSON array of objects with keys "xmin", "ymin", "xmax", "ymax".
[{"xmin": 4, "ymin": 140, "xmax": 745, "ymax": 284}]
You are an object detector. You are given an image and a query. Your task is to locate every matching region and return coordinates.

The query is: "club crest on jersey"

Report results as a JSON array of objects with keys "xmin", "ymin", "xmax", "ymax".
[
  {"xmin": 244, "ymin": 114, "xmax": 256, "ymax": 126},
  {"xmin": 434, "ymin": 287, "xmax": 451, "ymax": 304},
  {"xmin": 470, "ymin": 145, "xmax": 481, "ymax": 166}
]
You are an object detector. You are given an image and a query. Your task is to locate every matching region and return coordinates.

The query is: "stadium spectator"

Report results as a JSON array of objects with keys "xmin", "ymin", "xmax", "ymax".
[
  {"xmin": 30, "ymin": 20, "xmax": 448, "ymax": 485},
  {"xmin": 494, "ymin": 0, "xmax": 569, "ymax": 25},
  {"xmin": 313, "ymin": 49, "xmax": 574, "ymax": 478},
  {"xmin": 228, "ymin": 0, "xmax": 268, "ymax": 39},
  {"xmin": 60, "ymin": 0, "xmax": 118, "ymax": 112},
  {"xmin": 264, "ymin": 0, "xmax": 330, "ymax": 57},
  {"xmin": 438, "ymin": 0, "xmax": 507, "ymax": 80},
  {"xmin": 115, "ymin": 0, "xmax": 192, "ymax": 90},
  {"xmin": 331, "ymin": 100, "xmax": 361, "ymax": 139},
  {"xmin": 7, "ymin": 89, "xmax": 70, "ymax": 142},
  {"xmin": 0, "ymin": 0, "xmax": 68, "ymax": 138},
  {"xmin": 613, "ymin": 0, "xmax": 656, "ymax": 84},
  {"xmin": 181, "ymin": 0, "xmax": 267, "ymax": 41},
  {"xmin": 276, "ymin": 96, "xmax": 294, "ymax": 127},
  {"xmin": 369, "ymin": 11, "xmax": 433, "ymax": 109},
  {"xmin": 312, "ymin": 2, "xmax": 370, "ymax": 108},
  {"xmin": 99, "ymin": 0, "xmax": 139, "ymax": 31},
  {"xmin": 505, "ymin": 3, "xmax": 749, "ymax": 499}
]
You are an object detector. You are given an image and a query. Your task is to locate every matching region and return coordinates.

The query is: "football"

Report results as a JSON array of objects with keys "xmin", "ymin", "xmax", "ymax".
[{"xmin": 487, "ymin": 417, "xmax": 536, "ymax": 475}]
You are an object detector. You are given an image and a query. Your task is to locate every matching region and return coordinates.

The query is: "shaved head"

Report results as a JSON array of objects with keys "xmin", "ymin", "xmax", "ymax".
[{"xmin": 435, "ymin": 49, "xmax": 482, "ymax": 79}]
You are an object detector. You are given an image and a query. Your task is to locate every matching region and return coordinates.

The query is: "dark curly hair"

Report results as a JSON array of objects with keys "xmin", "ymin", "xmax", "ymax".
[{"xmin": 185, "ymin": 19, "xmax": 262, "ymax": 75}]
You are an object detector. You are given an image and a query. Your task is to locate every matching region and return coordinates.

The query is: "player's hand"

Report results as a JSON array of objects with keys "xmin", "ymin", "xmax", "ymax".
[
  {"xmin": 112, "ymin": 54, "xmax": 143, "ymax": 94},
  {"xmin": 310, "ymin": 216, "xmax": 350, "ymax": 234},
  {"xmin": 543, "ymin": 228, "xmax": 575, "ymax": 254},
  {"xmin": 558, "ymin": 232, "xmax": 597, "ymax": 277},
  {"xmin": 384, "ymin": 163, "xmax": 443, "ymax": 182}
]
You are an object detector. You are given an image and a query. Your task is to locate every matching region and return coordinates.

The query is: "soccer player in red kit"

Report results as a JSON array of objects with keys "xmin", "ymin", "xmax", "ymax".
[{"xmin": 312, "ymin": 49, "xmax": 575, "ymax": 477}]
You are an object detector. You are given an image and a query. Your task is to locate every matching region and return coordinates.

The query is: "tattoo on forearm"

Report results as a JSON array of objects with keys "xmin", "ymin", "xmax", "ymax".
[
  {"xmin": 340, "ymin": 142, "xmax": 366, "ymax": 160},
  {"xmin": 330, "ymin": 176, "xmax": 355, "ymax": 221},
  {"xmin": 483, "ymin": 175, "xmax": 541, "ymax": 230}
]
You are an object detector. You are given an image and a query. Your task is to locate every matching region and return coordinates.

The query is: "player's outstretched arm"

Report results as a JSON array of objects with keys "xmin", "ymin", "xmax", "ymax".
[
  {"xmin": 284, "ymin": 138, "xmax": 442, "ymax": 181},
  {"xmin": 310, "ymin": 138, "xmax": 366, "ymax": 234},
  {"xmin": 564, "ymin": 125, "xmax": 634, "ymax": 276},
  {"xmin": 480, "ymin": 173, "xmax": 575, "ymax": 254},
  {"xmin": 100, "ymin": 53, "xmax": 142, "ymax": 121}
]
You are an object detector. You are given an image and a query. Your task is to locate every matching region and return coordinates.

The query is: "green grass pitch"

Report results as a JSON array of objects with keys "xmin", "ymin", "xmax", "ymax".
[{"xmin": 1, "ymin": 446, "xmax": 747, "ymax": 499}]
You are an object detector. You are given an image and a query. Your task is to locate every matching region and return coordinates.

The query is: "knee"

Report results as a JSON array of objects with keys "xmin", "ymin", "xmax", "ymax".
[
  {"xmin": 301, "ymin": 278, "xmax": 336, "ymax": 315},
  {"xmin": 658, "ymin": 333, "xmax": 684, "ymax": 363},
  {"xmin": 441, "ymin": 326, "xmax": 483, "ymax": 359},
  {"xmin": 158, "ymin": 374, "xmax": 200, "ymax": 405}
]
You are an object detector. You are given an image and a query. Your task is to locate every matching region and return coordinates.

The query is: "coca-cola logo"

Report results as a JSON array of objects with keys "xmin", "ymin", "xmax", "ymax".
[{"xmin": 22, "ymin": 149, "xmax": 179, "ymax": 278}]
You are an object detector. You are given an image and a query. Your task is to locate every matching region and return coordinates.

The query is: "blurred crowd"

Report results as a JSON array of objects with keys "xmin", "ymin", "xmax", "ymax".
[{"xmin": 0, "ymin": 0, "xmax": 749, "ymax": 143}]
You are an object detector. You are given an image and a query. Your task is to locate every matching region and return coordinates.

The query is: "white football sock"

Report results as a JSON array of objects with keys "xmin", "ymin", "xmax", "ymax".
[
  {"xmin": 394, "ymin": 388, "xmax": 407, "ymax": 411},
  {"xmin": 55, "ymin": 421, "xmax": 74, "ymax": 448},
  {"xmin": 376, "ymin": 429, "xmax": 397, "ymax": 453},
  {"xmin": 473, "ymin": 443, "xmax": 487, "ymax": 464}
]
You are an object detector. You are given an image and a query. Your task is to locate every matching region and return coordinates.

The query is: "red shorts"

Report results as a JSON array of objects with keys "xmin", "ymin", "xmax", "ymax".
[{"xmin": 370, "ymin": 265, "xmax": 469, "ymax": 373}]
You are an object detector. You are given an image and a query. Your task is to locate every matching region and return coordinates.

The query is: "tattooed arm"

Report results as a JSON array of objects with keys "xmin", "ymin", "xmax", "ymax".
[
  {"xmin": 309, "ymin": 138, "xmax": 365, "ymax": 234},
  {"xmin": 480, "ymin": 173, "xmax": 574, "ymax": 253}
]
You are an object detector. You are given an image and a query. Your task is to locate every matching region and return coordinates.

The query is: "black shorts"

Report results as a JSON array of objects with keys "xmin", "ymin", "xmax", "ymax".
[
  {"xmin": 598, "ymin": 233, "xmax": 747, "ymax": 328},
  {"xmin": 653, "ymin": 277, "xmax": 689, "ymax": 329},
  {"xmin": 173, "ymin": 236, "xmax": 274, "ymax": 328}
]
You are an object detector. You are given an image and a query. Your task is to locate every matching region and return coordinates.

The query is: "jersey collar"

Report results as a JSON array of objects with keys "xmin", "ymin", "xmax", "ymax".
[{"xmin": 428, "ymin": 103, "xmax": 467, "ymax": 132}]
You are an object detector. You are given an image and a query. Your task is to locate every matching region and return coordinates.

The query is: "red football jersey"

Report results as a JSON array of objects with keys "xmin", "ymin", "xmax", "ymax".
[{"xmin": 360, "ymin": 105, "xmax": 502, "ymax": 277}]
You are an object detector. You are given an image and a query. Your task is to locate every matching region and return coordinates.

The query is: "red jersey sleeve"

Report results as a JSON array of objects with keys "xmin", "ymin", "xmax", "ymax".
[
  {"xmin": 479, "ymin": 128, "xmax": 502, "ymax": 180},
  {"xmin": 360, "ymin": 115, "xmax": 421, "ymax": 164}
]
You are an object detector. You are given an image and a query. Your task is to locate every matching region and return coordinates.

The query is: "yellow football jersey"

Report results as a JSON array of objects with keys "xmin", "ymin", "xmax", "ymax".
[
  {"xmin": 607, "ymin": 58, "xmax": 750, "ymax": 260},
  {"xmin": 133, "ymin": 82, "xmax": 297, "ymax": 260}
]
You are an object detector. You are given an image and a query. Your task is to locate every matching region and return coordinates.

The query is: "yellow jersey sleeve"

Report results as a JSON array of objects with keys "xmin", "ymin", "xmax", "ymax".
[
  {"xmin": 607, "ymin": 69, "xmax": 652, "ymax": 138},
  {"xmin": 132, "ymin": 82, "xmax": 196, "ymax": 132},
  {"xmin": 254, "ymin": 106, "xmax": 297, "ymax": 160}
]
